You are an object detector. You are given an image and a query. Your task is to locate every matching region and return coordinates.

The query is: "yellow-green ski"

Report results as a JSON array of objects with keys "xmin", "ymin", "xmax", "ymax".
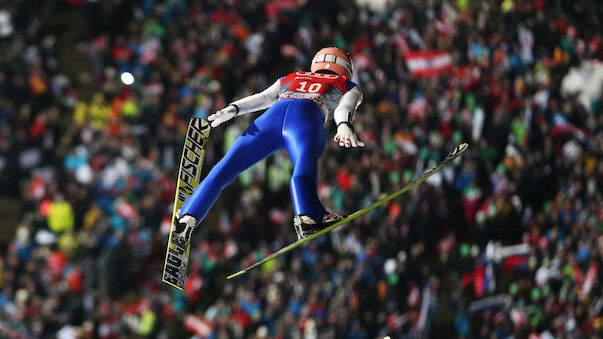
[
  {"xmin": 163, "ymin": 118, "xmax": 211, "ymax": 290},
  {"xmin": 227, "ymin": 143, "xmax": 469, "ymax": 279}
]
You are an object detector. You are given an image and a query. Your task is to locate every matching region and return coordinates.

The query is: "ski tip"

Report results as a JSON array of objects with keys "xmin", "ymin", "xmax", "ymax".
[
  {"xmin": 450, "ymin": 143, "xmax": 469, "ymax": 157},
  {"xmin": 227, "ymin": 270, "xmax": 247, "ymax": 280}
]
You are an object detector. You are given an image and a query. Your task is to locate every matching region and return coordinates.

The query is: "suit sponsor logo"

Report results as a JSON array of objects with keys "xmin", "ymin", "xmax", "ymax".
[{"xmin": 295, "ymin": 71, "xmax": 339, "ymax": 79}]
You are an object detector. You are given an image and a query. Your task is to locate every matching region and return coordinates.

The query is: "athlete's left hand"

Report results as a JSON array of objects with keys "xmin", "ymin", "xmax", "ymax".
[
  {"xmin": 334, "ymin": 122, "xmax": 365, "ymax": 148},
  {"xmin": 208, "ymin": 105, "xmax": 238, "ymax": 128}
]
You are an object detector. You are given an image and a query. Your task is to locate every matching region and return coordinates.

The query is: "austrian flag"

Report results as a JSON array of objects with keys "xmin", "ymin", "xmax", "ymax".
[
  {"xmin": 404, "ymin": 51, "xmax": 454, "ymax": 77},
  {"xmin": 184, "ymin": 314, "xmax": 213, "ymax": 338}
]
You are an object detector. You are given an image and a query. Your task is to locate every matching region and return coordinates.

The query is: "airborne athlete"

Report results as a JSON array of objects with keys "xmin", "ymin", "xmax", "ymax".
[{"xmin": 174, "ymin": 47, "xmax": 364, "ymax": 241}]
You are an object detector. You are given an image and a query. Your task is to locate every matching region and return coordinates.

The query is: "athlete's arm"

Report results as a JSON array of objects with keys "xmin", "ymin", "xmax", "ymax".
[
  {"xmin": 333, "ymin": 85, "xmax": 363, "ymax": 125},
  {"xmin": 208, "ymin": 80, "xmax": 280, "ymax": 128},
  {"xmin": 333, "ymin": 85, "xmax": 364, "ymax": 148}
]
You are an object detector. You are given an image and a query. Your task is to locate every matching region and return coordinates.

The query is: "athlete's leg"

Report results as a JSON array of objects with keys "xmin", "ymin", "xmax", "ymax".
[
  {"xmin": 179, "ymin": 102, "xmax": 287, "ymax": 222},
  {"xmin": 282, "ymin": 100, "xmax": 327, "ymax": 221}
]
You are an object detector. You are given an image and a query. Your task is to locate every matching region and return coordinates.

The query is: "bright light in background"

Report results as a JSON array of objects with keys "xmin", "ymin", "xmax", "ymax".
[
  {"xmin": 120, "ymin": 72, "xmax": 134, "ymax": 85},
  {"xmin": 383, "ymin": 337, "xmax": 391, "ymax": 339}
]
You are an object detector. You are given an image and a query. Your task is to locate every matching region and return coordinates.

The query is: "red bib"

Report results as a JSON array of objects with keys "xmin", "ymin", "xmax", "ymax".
[{"xmin": 281, "ymin": 72, "xmax": 347, "ymax": 95}]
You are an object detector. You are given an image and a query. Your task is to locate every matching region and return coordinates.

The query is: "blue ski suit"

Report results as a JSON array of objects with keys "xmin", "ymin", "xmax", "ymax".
[{"xmin": 180, "ymin": 71, "xmax": 362, "ymax": 223}]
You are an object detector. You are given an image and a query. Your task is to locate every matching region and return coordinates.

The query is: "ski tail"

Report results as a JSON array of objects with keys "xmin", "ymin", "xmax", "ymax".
[
  {"xmin": 162, "ymin": 118, "xmax": 211, "ymax": 290},
  {"xmin": 226, "ymin": 143, "xmax": 469, "ymax": 279}
]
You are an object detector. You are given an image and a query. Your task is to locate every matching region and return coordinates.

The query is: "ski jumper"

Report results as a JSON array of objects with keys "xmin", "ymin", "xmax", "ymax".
[{"xmin": 180, "ymin": 72, "xmax": 363, "ymax": 222}]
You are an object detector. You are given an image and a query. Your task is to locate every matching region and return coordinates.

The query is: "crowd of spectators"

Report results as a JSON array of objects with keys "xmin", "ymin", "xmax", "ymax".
[{"xmin": 0, "ymin": 0, "xmax": 601, "ymax": 338}]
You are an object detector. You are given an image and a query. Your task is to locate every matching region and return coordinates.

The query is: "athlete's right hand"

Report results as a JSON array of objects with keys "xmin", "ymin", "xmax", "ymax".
[
  {"xmin": 208, "ymin": 105, "xmax": 238, "ymax": 128},
  {"xmin": 334, "ymin": 122, "xmax": 365, "ymax": 148}
]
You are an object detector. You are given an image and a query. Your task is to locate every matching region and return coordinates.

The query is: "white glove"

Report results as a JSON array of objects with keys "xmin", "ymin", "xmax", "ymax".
[
  {"xmin": 334, "ymin": 122, "xmax": 365, "ymax": 148},
  {"xmin": 208, "ymin": 105, "xmax": 238, "ymax": 128}
]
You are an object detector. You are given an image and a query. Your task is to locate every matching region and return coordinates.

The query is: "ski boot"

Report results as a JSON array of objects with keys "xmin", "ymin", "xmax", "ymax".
[
  {"xmin": 293, "ymin": 212, "xmax": 345, "ymax": 240},
  {"xmin": 173, "ymin": 214, "xmax": 198, "ymax": 242}
]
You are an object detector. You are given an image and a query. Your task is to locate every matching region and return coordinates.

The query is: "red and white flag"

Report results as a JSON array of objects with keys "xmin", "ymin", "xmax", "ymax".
[
  {"xmin": 580, "ymin": 262, "xmax": 598, "ymax": 298},
  {"xmin": 116, "ymin": 198, "xmax": 138, "ymax": 220},
  {"xmin": 407, "ymin": 283, "xmax": 421, "ymax": 307},
  {"xmin": 393, "ymin": 33, "xmax": 410, "ymax": 56},
  {"xmin": 511, "ymin": 309, "xmax": 528, "ymax": 329},
  {"xmin": 184, "ymin": 314, "xmax": 213, "ymax": 338},
  {"xmin": 404, "ymin": 51, "xmax": 453, "ymax": 77},
  {"xmin": 433, "ymin": 19, "xmax": 456, "ymax": 37}
]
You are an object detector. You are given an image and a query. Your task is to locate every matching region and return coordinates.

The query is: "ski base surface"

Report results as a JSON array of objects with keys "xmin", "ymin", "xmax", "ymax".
[
  {"xmin": 227, "ymin": 143, "xmax": 469, "ymax": 279},
  {"xmin": 163, "ymin": 118, "xmax": 211, "ymax": 290}
]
